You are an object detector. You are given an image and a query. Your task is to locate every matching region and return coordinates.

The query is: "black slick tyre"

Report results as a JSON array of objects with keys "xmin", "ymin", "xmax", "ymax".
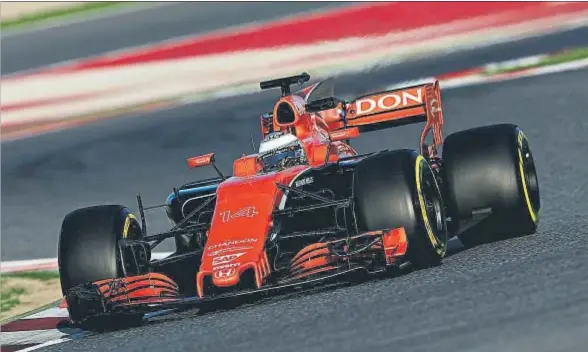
[
  {"xmin": 354, "ymin": 149, "xmax": 448, "ymax": 268},
  {"xmin": 442, "ymin": 124, "xmax": 540, "ymax": 247},
  {"xmin": 58, "ymin": 205, "xmax": 142, "ymax": 324}
]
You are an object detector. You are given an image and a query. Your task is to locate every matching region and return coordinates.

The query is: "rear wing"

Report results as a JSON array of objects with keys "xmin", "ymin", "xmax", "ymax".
[{"xmin": 323, "ymin": 81, "xmax": 444, "ymax": 157}]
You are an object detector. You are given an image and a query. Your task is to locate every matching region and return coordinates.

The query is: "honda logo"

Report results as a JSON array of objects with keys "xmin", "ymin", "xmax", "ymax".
[
  {"xmin": 214, "ymin": 267, "xmax": 236, "ymax": 279},
  {"xmin": 219, "ymin": 206, "xmax": 259, "ymax": 223}
]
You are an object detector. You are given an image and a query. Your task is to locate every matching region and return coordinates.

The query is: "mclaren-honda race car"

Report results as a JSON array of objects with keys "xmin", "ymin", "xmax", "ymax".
[{"xmin": 58, "ymin": 73, "xmax": 541, "ymax": 328}]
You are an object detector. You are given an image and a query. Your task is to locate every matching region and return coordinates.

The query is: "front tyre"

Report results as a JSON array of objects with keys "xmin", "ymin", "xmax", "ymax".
[
  {"xmin": 354, "ymin": 149, "xmax": 448, "ymax": 268},
  {"xmin": 58, "ymin": 205, "xmax": 142, "ymax": 324}
]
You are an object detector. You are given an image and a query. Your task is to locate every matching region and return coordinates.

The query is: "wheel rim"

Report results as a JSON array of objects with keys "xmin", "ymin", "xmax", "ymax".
[
  {"xmin": 422, "ymin": 169, "xmax": 447, "ymax": 239},
  {"xmin": 517, "ymin": 131, "xmax": 540, "ymax": 223},
  {"xmin": 521, "ymin": 141, "xmax": 540, "ymax": 211},
  {"xmin": 416, "ymin": 156, "xmax": 447, "ymax": 256}
]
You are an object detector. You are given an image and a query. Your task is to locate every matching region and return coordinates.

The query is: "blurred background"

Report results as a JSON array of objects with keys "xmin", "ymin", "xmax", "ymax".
[{"xmin": 2, "ymin": 1, "xmax": 588, "ymax": 351}]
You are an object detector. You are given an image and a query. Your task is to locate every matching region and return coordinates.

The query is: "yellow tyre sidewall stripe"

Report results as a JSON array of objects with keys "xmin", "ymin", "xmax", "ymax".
[
  {"xmin": 517, "ymin": 131, "xmax": 538, "ymax": 224},
  {"xmin": 415, "ymin": 155, "xmax": 446, "ymax": 256},
  {"xmin": 122, "ymin": 213, "xmax": 137, "ymax": 239}
]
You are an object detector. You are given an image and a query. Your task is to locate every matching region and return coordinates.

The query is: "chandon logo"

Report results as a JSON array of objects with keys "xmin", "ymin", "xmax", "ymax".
[
  {"xmin": 207, "ymin": 238, "xmax": 258, "ymax": 251},
  {"xmin": 354, "ymin": 89, "xmax": 423, "ymax": 115}
]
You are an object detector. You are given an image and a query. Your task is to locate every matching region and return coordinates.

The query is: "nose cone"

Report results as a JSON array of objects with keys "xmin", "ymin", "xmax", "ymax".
[
  {"xmin": 200, "ymin": 190, "xmax": 274, "ymax": 290},
  {"xmin": 196, "ymin": 165, "xmax": 308, "ymax": 297}
]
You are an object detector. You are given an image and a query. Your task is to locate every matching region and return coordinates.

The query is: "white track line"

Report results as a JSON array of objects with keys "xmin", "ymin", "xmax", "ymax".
[
  {"xmin": 1, "ymin": 329, "xmax": 70, "ymax": 345},
  {"xmin": 23, "ymin": 307, "xmax": 70, "ymax": 320}
]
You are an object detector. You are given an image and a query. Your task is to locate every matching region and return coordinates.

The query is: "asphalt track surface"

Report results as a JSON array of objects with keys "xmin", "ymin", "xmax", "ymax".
[
  {"xmin": 2, "ymin": 26, "xmax": 588, "ymax": 352},
  {"xmin": 0, "ymin": 1, "xmax": 345, "ymax": 74}
]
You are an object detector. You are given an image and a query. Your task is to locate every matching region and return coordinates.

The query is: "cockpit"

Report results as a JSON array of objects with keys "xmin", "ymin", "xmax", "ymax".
[{"xmin": 258, "ymin": 132, "xmax": 307, "ymax": 172}]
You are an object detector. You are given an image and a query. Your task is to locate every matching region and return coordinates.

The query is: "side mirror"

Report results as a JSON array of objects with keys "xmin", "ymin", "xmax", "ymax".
[
  {"xmin": 187, "ymin": 153, "xmax": 226, "ymax": 180},
  {"xmin": 187, "ymin": 153, "xmax": 215, "ymax": 168}
]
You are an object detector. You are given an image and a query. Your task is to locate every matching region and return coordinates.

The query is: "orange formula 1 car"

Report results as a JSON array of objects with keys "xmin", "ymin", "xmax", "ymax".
[{"xmin": 58, "ymin": 73, "xmax": 541, "ymax": 327}]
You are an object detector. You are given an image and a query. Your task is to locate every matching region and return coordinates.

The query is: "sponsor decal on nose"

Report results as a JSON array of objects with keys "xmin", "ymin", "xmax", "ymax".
[
  {"xmin": 219, "ymin": 206, "xmax": 259, "ymax": 223},
  {"xmin": 214, "ymin": 267, "xmax": 236, "ymax": 279},
  {"xmin": 212, "ymin": 252, "xmax": 245, "ymax": 265}
]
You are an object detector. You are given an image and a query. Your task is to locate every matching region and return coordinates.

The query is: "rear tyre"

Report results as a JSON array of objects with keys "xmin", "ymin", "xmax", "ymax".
[
  {"xmin": 354, "ymin": 149, "xmax": 448, "ymax": 268},
  {"xmin": 443, "ymin": 124, "xmax": 540, "ymax": 247},
  {"xmin": 58, "ymin": 205, "xmax": 142, "ymax": 325}
]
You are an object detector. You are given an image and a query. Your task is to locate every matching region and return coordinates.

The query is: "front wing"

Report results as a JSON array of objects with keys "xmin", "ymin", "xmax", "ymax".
[{"xmin": 65, "ymin": 228, "xmax": 409, "ymax": 325}]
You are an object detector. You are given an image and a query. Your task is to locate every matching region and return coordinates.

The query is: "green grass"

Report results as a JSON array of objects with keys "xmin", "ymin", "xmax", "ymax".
[
  {"xmin": 0, "ymin": 2, "xmax": 137, "ymax": 30},
  {"xmin": 0, "ymin": 271, "xmax": 60, "ymax": 318},
  {"xmin": 486, "ymin": 47, "xmax": 588, "ymax": 75},
  {"xmin": 3, "ymin": 271, "xmax": 60, "ymax": 282},
  {"xmin": 0, "ymin": 298, "xmax": 63, "ymax": 324},
  {"xmin": 538, "ymin": 47, "xmax": 588, "ymax": 67},
  {"xmin": 0, "ymin": 272, "xmax": 62, "ymax": 322},
  {"xmin": 0, "ymin": 287, "xmax": 26, "ymax": 313}
]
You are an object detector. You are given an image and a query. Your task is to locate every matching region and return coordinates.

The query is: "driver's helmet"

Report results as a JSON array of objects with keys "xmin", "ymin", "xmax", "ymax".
[{"xmin": 258, "ymin": 132, "xmax": 307, "ymax": 172}]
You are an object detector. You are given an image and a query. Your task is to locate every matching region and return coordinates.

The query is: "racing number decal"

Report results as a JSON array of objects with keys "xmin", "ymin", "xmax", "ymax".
[
  {"xmin": 415, "ymin": 155, "xmax": 446, "ymax": 256},
  {"xmin": 517, "ymin": 131, "xmax": 538, "ymax": 224},
  {"xmin": 122, "ymin": 213, "xmax": 137, "ymax": 239}
]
